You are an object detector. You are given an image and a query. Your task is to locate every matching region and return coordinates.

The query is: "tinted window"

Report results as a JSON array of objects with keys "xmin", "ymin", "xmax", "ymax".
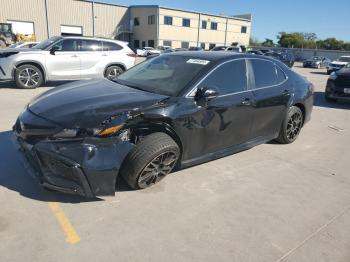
[
  {"xmin": 81, "ymin": 40, "xmax": 101, "ymax": 51},
  {"xmin": 164, "ymin": 16, "xmax": 173, "ymax": 25},
  {"xmin": 103, "ymin": 41, "xmax": 122, "ymax": 51},
  {"xmin": 276, "ymin": 66, "xmax": 286, "ymax": 83},
  {"xmin": 134, "ymin": 18, "xmax": 140, "ymax": 26},
  {"xmin": 200, "ymin": 60, "xmax": 247, "ymax": 95},
  {"xmin": 182, "ymin": 18, "xmax": 190, "ymax": 27},
  {"xmin": 134, "ymin": 40, "xmax": 140, "ymax": 48},
  {"xmin": 241, "ymin": 26, "xmax": 247, "ymax": 33},
  {"xmin": 181, "ymin": 42, "xmax": 189, "ymax": 49},
  {"xmin": 209, "ymin": 43, "xmax": 216, "ymax": 50},
  {"xmin": 163, "ymin": 40, "xmax": 172, "ymax": 47},
  {"xmin": 148, "ymin": 40, "xmax": 155, "ymax": 48},
  {"xmin": 202, "ymin": 21, "xmax": 207, "ymax": 29},
  {"xmin": 250, "ymin": 59, "xmax": 279, "ymax": 88},
  {"xmin": 148, "ymin": 15, "xmax": 155, "ymax": 25},
  {"xmin": 200, "ymin": 42, "xmax": 205, "ymax": 49},
  {"xmin": 52, "ymin": 39, "xmax": 79, "ymax": 52}
]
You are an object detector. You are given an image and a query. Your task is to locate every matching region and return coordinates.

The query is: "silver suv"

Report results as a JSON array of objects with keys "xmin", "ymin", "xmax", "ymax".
[{"xmin": 0, "ymin": 36, "xmax": 136, "ymax": 88}]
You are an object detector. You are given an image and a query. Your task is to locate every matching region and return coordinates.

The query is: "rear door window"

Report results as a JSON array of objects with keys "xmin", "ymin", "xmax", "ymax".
[
  {"xmin": 200, "ymin": 59, "xmax": 247, "ymax": 95},
  {"xmin": 250, "ymin": 59, "xmax": 285, "ymax": 88},
  {"xmin": 81, "ymin": 40, "xmax": 102, "ymax": 51}
]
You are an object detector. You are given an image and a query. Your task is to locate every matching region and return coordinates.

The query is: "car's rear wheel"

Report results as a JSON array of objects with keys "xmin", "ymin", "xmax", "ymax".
[
  {"xmin": 105, "ymin": 65, "xmax": 124, "ymax": 81},
  {"xmin": 275, "ymin": 106, "xmax": 304, "ymax": 144},
  {"xmin": 120, "ymin": 132, "xmax": 180, "ymax": 190},
  {"xmin": 15, "ymin": 64, "xmax": 43, "ymax": 89}
]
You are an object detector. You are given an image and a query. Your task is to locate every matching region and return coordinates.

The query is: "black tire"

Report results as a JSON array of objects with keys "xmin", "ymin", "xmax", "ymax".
[
  {"xmin": 0, "ymin": 39, "xmax": 6, "ymax": 49},
  {"xmin": 275, "ymin": 106, "xmax": 304, "ymax": 144},
  {"xmin": 325, "ymin": 92, "xmax": 337, "ymax": 103},
  {"xmin": 15, "ymin": 64, "xmax": 43, "ymax": 89},
  {"xmin": 120, "ymin": 132, "xmax": 180, "ymax": 190},
  {"xmin": 105, "ymin": 65, "xmax": 124, "ymax": 80},
  {"xmin": 327, "ymin": 70, "xmax": 331, "ymax": 75}
]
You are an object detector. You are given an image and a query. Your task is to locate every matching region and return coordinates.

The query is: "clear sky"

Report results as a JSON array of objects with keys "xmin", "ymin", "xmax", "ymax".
[{"xmin": 97, "ymin": 0, "xmax": 350, "ymax": 42}]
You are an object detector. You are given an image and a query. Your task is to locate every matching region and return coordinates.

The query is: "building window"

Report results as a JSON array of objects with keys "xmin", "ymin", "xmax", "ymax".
[
  {"xmin": 148, "ymin": 40, "xmax": 155, "ymax": 47},
  {"xmin": 211, "ymin": 22, "xmax": 218, "ymax": 30},
  {"xmin": 201, "ymin": 21, "xmax": 207, "ymax": 29},
  {"xmin": 241, "ymin": 26, "xmax": 247, "ymax": 33},
  {"xmin": 134, "ymin": 40, "xmax": 140, "ymax": 48},
  {"xmin": 164, "ymin": 16, "xmax": 173, "ymax": 25},
  {"xmin": 148, "ymin": 15, "xmax": 155, "ymax": 25},
  {"xmin": 134, "ymin": 17, "xmax": 140, "ymax": 26},
  {"xmin": 181, "ymin": 41, "xmax": 189, "ymax": 49},
  {"xmin": 182, "ymin": 18, "xmax": 190, "ymax": 27},
  {"xmin": 142, "ymin": 41, "xmax": 146, "ymax": 47},
  {"xmin": 209, "ymin": 43, "xmax": 216, "ymax": 50},
  {"xmin": 163, "ymin": 40, "xmax": 172, "ymax": 47},
  {"xmin": 200, "ymin": 42, "xmax": 206, "ymax": 49}
]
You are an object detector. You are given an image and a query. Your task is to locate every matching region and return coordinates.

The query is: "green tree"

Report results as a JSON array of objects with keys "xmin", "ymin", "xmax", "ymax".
[
  {"xmin": 249, "ymin": 36, "xmax": 260, "ymax": 46},
  {"xmin": 261, "ymin": 38, "xmax": 275, "ymax": 47}
]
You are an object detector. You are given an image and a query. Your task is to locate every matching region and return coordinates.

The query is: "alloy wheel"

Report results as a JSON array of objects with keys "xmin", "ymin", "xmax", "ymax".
[
  {"xmin": 137, "ymin": 151, "xmax": 178, "ymax": 188},
  {"xmin": 286, "ymin": 111, "xmax": 303, "ymax": 141},
  {"xmin": 107, "ymin": 68, "xmax": 122, "ymax": 80},
  {"xmin": 18, "ymin": 68, "xmax": 40, "ymax": 88}
]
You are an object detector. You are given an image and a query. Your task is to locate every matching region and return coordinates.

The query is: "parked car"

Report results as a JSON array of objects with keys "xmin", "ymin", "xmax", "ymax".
[
  {"xmin": 189, "ymin": 46, "xmax": 203, "ymax": 51},
  {"xmin": 225, "ymin": 46, "xmax": 242, "ymax": 53},
  {"xmin": 247, "ymin": 50, "xmax": 264, "ymax": 55},
  {"xmin": 325, "ymin": 63, "xmax": 350, "ymax": 102},
  {"xmin": 0, "ymin": 36, "xmax": 136, "ymax": 88},
  {"xmin": 264, "ymin": 51, "xmax": 295, "ymax": 68},
  {"xmin": 14, "ymin": 52, "xmax": 313, "ymax": 197},
  {"xmin": 8, "ymin": 41, "xmax": 39, "ymax": 49},
  {"xmin": 303, "ymin": 56, "xmax": 331, "ymax": 69},
  {"xmin": 136, "ymin": 47, "xmax": 161, "ymax": 57},
  {"xmin": 327, "ymin": 56, "xmax": 350, "ymax": 74},
  {"xmin": 210, "ymin": 46, "xmax": 228, "ymax": 51}
]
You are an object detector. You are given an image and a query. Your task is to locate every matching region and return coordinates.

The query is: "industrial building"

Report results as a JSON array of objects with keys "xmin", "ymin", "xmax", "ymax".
[{"xmin": 0, "ymin": 0, "xmax": 252, "ymax": 49}]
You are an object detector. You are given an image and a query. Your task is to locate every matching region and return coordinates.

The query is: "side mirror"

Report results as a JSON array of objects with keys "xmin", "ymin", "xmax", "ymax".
[
  {"xmin": 50, "ymin": 46, "xmax": 59, "ymax": 55},
  {"xmin": 194, "ymin": 86, "xmax": 218, "ymax": 106}
]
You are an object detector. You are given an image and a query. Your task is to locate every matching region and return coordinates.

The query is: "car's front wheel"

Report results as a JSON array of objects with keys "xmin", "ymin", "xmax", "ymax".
[
  {"xmin": 105, "ymin": 65, "xmax": 124, "ymax": 80},
  {"xmin": 120, "ymin": 132, "xmax": 180, "ymax": 190},
  {"xmin": 275, "ymin": 106, "xmax": 304, "ymax": 144},
  {"xmin": 15, "ymin": 64, "xmax": 43, "ymax": 89}
]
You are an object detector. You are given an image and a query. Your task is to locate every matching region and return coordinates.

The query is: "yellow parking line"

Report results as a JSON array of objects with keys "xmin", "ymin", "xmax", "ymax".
[{"xmin": 48, "ymin": 202, "xmax": 80, "ymax": 244}]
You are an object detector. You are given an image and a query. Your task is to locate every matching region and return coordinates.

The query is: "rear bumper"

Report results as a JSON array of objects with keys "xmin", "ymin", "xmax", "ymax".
[{"xmin": 15, "ymin": 134, "xmax": 134, "ymax": 198}]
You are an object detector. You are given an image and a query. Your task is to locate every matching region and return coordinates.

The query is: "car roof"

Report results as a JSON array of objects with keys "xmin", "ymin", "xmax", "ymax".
[{"xmin": 60, "ymin": 36, "xmax": 128, "ymax": 45}]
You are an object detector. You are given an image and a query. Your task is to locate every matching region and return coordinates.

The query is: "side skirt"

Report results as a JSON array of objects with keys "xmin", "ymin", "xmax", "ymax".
[{"xmin": 180, "ymin": 135, "xmax": 276, "ymax": 169}]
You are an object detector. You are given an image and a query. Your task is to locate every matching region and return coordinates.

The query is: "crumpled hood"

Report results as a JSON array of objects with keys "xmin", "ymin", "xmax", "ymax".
[{"xmin": 28, "ymin": 79, "xmax": 167, "ymax": 128}]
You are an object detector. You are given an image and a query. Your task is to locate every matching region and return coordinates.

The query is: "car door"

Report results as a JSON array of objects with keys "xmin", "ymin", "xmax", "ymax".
[
  {"xmin": 247, "ymin": 58, "xmax": 292, "ymax": 139},
  {"xmin": 45, "ymin": 38, "xmax": 81, "ymax": 80},
  {"xmin": 183, "ymin": 59, "xmax": 255, "ymax": 157},
  {"xmin": 79, "ymin": 39, "xmax": 103, "ymax": 79}
]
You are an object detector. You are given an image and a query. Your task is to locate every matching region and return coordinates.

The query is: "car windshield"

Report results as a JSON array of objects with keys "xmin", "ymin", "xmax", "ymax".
[
  {"xmin": 33, "ymin": 36, "xmax": 61, "ymax": 50},
  {"xmin": 338, "ymin": 57, "xmax": 350, "ymax": 62},
  {"xmin": 116, "ymin": 55, "xmax": 209, "ymax": 96}
]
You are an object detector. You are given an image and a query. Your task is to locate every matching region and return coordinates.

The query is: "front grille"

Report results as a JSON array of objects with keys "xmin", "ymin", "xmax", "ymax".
[{"xmin": 335, "ymin": 76, "xmax": 350, "ymax": 88}]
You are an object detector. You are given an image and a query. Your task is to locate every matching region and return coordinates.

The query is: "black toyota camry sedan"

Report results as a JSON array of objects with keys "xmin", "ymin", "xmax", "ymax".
[
  {"xmin": 14, "ymin": 52, "xmax": 313, "ymax": 198},
  {"xmin": 325, "ymin": 63, "xmax": 350, "ymax": 102}
]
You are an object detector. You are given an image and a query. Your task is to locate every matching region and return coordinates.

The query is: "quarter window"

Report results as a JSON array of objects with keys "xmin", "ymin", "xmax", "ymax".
[
  {"xmin": 200, "ymin": 60, "xmax": 247, "ymax": 95},
  {"xmin": 164, "ymin": 16, "xmax": 173, "ymax": 25},
  {"xmin": 102, "ymin": 41, "xmax": 122, "ymax": 51},
  {"xmin": 182, "ymin": 18, "xmax": 190, "ymax": 27},
  {"xmin": 250, "ymin": 59, "xmax": 284, "ymax": 88}
]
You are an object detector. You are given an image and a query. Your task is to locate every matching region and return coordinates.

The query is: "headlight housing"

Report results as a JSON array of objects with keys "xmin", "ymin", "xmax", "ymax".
[
  {"xmin": 53, "ymin": 125, "xmax": 125, "ymax": 139},
  {"xmin": 329, "ymin": 72, "xmax": 338, "ymax": 80}
]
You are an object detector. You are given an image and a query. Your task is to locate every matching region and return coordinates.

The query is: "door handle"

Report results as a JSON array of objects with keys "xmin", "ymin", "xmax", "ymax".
[{"xmin": 241, "ymin": 98, "xmax": 252, "ymax": 106}]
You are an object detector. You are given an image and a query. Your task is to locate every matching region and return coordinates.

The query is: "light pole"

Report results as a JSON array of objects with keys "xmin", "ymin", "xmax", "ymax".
[{"xmin": 92, "ymin": 0, "xmax": 95, "ymax": 37}]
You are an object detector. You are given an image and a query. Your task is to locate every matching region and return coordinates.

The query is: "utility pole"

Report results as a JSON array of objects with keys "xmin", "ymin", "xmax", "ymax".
[{"xmin": 44, "ymin": 0, "xmax": 50, "ymax": 38}]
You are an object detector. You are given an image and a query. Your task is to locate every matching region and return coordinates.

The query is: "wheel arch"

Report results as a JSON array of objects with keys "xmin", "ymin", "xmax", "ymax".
[
  {"xmin": 103, "ymin": 63, "xmax": 126, "ymax": 77},
  {"xmin": 293, "ymin": 103, "xmax": 306, "ymax": 125},
  {"xmin": 14, "ymin": 61, "xmax": 46, "ymax": 81}
]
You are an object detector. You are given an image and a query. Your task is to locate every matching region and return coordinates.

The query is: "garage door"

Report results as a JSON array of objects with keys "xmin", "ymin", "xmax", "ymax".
[
  {"xmin": 60, "ymin": 25, "xmax": 83, "ymax": 36},
  {"xmin": 7, "ymin": 20, "xmax": 34, "ymax": 36}
]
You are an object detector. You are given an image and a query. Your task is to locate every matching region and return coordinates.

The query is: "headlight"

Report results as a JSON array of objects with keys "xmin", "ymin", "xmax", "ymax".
[
  {"xmin": 53, "ymin": 125, "xmax": 125, "ymax": 139},
  {"xmin": 329, "ymin": 72, "xmax": 338, "ymax": 80}
]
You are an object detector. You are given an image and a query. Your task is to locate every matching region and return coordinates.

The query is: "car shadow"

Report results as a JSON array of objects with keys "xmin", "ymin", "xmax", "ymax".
[
  {"xmin": 0, "ymin": 130, "xmax": 103, "ymax": 203},
  {"xmin": 310, "ymin": 71, "xmax": 328, "ymax": 75},
  {"xmin": 314, "ymin": 91, "xmax": 350, "ymax": 109},
  {"xmin": 0, "ymin": 80, "xmax": 74, "ymax": 89}
]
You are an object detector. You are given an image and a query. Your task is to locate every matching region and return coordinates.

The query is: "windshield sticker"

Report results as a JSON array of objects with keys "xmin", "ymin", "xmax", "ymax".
[{"xmin": 186, "ymin": 59, "xmax": 210, "ymax": 65}]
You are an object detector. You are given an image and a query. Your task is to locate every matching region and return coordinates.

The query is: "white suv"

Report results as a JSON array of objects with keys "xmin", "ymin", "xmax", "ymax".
[{"xmin": 0, "ymin": 36, "xmax": 136, "ymax": 88}]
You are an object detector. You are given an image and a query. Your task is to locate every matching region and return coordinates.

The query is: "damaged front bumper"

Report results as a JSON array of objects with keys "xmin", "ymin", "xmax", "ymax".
[{"xmin": 15, "ymin": 134, "xmax": 134, "ymax": 198}]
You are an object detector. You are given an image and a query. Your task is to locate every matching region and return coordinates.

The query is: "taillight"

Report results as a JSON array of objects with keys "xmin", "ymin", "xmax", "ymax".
[{"xmin": 127, "ymin": 53, "xmax": 137, "ymax": 58}]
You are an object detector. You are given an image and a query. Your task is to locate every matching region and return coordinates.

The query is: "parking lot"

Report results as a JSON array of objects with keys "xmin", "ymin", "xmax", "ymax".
[{"xmin": 0, "ymin": 62, "xmax": 349, "ymax": 262}]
